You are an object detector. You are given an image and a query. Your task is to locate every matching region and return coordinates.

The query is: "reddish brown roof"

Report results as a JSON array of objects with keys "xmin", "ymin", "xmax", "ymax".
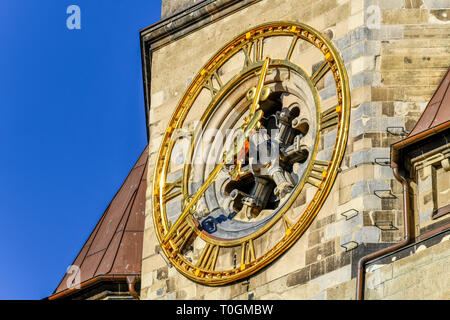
[
  {"xmin": 407, "ymin": 68, "xmax": 450, "ymax": 138},
  {"xmin": 49, "ymin": 146, "xmax": 148, "ymax": 299},
  {"xmin": 392, "ymin": 68, "xmax": 450, "ymax": 165}
]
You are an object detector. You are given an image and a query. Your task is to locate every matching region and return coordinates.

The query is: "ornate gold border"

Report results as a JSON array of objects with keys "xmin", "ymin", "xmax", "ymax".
[{"xmin": 152, "ymin": 21, "xmax": 350, "ymax": 285}]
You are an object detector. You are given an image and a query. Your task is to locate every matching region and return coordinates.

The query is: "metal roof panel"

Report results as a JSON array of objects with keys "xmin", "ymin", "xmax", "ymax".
[{"xmin": 50, "ymin": 146, "xmax": 148, "ymax": 298}]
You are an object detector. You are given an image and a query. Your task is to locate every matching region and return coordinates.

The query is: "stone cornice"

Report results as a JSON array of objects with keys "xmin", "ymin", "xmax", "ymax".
[{"xmin": 140, "ymin": 0, "xmax": 261, "ymax": 51}]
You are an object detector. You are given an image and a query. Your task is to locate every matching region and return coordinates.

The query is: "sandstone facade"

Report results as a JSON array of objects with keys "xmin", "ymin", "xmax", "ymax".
[{"xmin": 140, "ymin": 0, "xmax": 450, "ymax": 300}]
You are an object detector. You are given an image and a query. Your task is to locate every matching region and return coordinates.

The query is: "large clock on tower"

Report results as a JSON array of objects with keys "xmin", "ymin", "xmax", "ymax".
[{"xmin": 152, "ymin": 22, "xmax": 350, "ymax": 285}]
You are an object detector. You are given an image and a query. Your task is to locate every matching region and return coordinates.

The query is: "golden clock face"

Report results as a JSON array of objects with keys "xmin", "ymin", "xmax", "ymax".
[{"xmin": 152, "ymin": 21, "xmax": 350, "ymax": 285}]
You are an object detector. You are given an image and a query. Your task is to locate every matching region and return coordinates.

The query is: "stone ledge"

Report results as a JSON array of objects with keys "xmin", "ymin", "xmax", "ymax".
[{"xmin": 141, "ymin": 0, "xmax": 261, "ymax": 50}]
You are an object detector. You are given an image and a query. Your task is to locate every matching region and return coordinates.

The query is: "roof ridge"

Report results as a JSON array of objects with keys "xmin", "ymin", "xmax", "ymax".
[
  {"xmin": 430, "ymin": 72, "xmax": 450, "ymax": 127},
  {"xmin": 407, "ymin": 67, "xmax": 450, "ymax": 138}
]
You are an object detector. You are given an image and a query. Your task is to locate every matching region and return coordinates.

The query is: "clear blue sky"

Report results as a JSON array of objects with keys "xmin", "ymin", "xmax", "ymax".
[{"xmin": 0, "ymin": 0, "xmax": 161, "ymax": 299}]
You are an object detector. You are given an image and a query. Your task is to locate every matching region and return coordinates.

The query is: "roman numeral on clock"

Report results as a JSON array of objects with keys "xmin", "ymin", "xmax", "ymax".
[
  {"xmin": 171, "ymin": 219, "xmax": 195, "ymax": 251},
  {"xmin": 286, "ymin": 35, "xmax": 299, "ymax": 61},
  {"xmin": 282, "ymin": 214, "xmax": 293, "ymax": 236},
  {"xmin": 195, "ymin": 243, "xmax": 219, "ymax": 275},
  {"xmin": 243, "ymin": 37, "xmax": 264, "ymax": 67},
  {"xmin": 240, "ymin": 239, "xmax": 256, "ymax": 270},
  {"xmin": 203, "ymin": 70, "xmax": 224, "ymax": 98},
  {"xmin": 320, "ymin": 104, "xmax": 341, "ymax": 131},
  {"xmin": 306, "ymin": 160, "xmax": 330, "ymax": 188},
  {"xmin": 162, "ymin": 177, "xmax": 183, "ymax": 202},
  {"xmin": 311, "ymin": 60, "xmax": 331, "ymax": 86}
]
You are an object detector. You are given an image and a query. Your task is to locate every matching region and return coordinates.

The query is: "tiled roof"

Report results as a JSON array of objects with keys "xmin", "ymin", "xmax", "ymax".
[{"xmin": 49, "ymin": 146, "xmax": 148, "ymax": 299}]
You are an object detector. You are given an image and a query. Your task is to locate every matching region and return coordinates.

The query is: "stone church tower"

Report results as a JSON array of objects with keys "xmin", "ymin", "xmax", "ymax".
[
  {"xmin": 139, "ymin": 0, "xmax": 450, "ymax": 300},
  {"xmin": 49, "ymin": 0, "xmax": 450, "ymax": 300}
]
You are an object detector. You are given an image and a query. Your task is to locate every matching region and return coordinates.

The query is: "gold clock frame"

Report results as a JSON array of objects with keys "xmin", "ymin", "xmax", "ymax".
[{"xmin": 152, "ymin": 21, "xmax": 350, "ymax": 285}]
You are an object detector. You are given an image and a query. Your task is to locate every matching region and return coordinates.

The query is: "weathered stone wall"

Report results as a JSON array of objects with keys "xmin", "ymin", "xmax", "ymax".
[
  {"xmin": 162, "ymin": 0, "xmax": 204, "ymax": 19},
  {"xmin": 345, "ymin": 0, "xmax": 450, "ymax": 242},
  {"xmin": 365, "ymin": 234, "xmax": 450, "ymax": 299},
  {"xmin": 412, "ymin": 145, "xmax": 450, "ymax": 234},
  {"xmin": 142, "ymin": 0, "xmax": 450, "ymax": 300}
]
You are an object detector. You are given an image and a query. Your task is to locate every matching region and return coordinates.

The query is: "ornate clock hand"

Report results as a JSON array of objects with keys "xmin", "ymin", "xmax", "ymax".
[
  {"xmin": 163, "ymin": 161, "xmax": 224, "ymax": 243},
  {"xmin": 227, "ymin": 62, "xmax": 269, "ymax": 180},
  {"xmin": 163, "ymin": 162, "xmax": 224, "ymax": 243},
  {"xmin": 224, "ymin": 109, "xmax": 264, "ymax": 165},
  {"xmin": 249, "ymin": 57, "xmax": 271, "ymax": 117},
  {"xmin": 227, "ymin": 58, "xmax": 270, "ymax": 180},
  {"xmin": 164, "ymin": 110, "xmax": 265, "ymax": 243},
  {"xmin": 153, "ymin": 22, "xmax": 350, "ymax": 285}
]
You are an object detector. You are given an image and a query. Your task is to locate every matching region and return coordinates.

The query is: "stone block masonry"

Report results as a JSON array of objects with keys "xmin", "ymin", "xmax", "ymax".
[
  {"xmin": 365, "ymin": 234, "xmax": 450, "ymax": 299},
  {"xmin": 141, "ymin": 0, "xmax": 450, "ymax": 300}
]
